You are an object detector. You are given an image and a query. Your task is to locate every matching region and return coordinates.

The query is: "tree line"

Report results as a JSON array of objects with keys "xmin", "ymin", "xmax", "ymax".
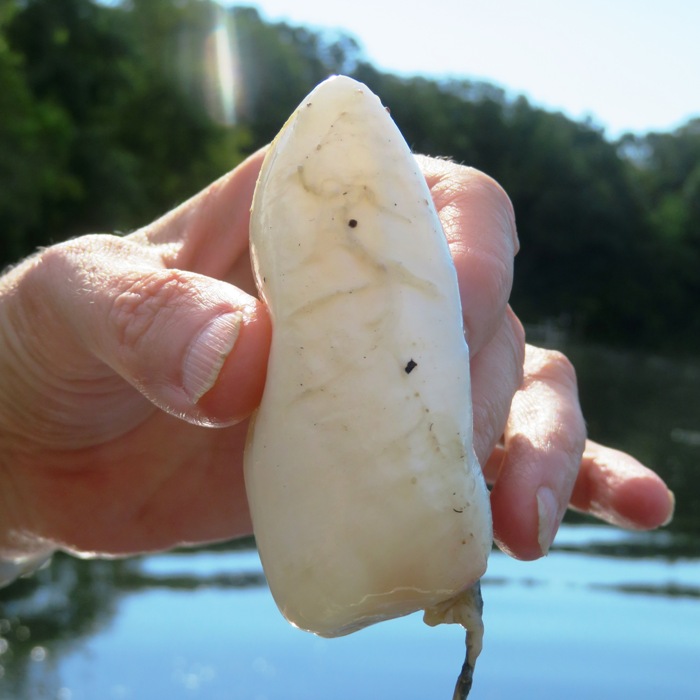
[{"xmin": 1, "ymin": 0, "xmax": 698, "ymax": 352}]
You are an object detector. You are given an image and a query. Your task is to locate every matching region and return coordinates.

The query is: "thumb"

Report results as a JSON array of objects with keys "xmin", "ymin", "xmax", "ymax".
[{"xmin": 26, "ymin": 235, "xmax": 271, "ymax": 427}]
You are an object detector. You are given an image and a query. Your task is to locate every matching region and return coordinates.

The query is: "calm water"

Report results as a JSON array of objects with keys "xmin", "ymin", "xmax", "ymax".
[{"xmin": 2, "ymin": 343, "xmax": 699, "ymax": 700}]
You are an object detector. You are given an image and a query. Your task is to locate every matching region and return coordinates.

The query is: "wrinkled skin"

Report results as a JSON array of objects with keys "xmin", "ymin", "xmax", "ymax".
[{"xmin": 0, "ymin": 149, "xmax": 674, "ymax": 560}]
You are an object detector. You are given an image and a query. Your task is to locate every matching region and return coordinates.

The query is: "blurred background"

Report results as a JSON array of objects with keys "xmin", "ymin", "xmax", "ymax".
[{"xmin": 1, "ymin": 1, "xmax": 698, "ymax": 698}]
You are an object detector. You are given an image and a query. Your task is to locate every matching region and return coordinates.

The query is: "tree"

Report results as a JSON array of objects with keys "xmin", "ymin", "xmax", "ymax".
[
  {"xmin": 231, "ymin": 6, "xmax": 361, "ymax": 144},
  {"xmin": 1, "ymin": 0, "xmax": 697, "ymax": 352},
  {"xmin": 3, "ymin": 0, "xmax": 250, "ymax": 255},
  {"xmin": 0, "ymin": 1, "xmax": 76, "ymax": 261}
]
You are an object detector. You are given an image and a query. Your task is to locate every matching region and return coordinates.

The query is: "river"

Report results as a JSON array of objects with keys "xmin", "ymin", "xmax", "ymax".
[{"xmin": 1, "ymin": 342, "xmax": 699, "ymax": 699}]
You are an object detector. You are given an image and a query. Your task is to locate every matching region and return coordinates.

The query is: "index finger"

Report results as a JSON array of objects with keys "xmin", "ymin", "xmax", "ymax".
[
  {"xmin": 417, "ymin": 156, "xmax": 519, "ymax": 356},
  {"xmin": 129, "ymin": 148, "xmax": 267, "ymax": 292}
]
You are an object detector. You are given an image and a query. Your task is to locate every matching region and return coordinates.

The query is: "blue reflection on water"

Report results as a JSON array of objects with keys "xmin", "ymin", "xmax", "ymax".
[
  {"xmin": 45, "ymin": 524, "xmax": 700, "ymax": 700},
  {"xmin": 140, "ymin": 549, "xmax": 263, "ymax": 579}
]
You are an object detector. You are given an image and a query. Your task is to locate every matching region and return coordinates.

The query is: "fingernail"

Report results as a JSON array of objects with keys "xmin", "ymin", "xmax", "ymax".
[
  {"xmin": 661, "ymin": 489, "xmax": 676, "ymax": 527},
  {"xmin": 536, "ymin": 486, "xmax": 560, "ymax": 555},
  {"xmin": 183, "ymin": 312, "xmax": 242, "ymax": 403},
  {"xmin": 505, "ymin": 200, "xmax": 519, "ymax": 254}
]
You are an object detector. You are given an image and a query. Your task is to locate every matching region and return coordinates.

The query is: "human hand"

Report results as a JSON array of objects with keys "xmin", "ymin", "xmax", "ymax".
[
  {"xmin": 0, "ymin": 150, "xmax": 272, "ymax": 558},
  {"xmin": 0, "ymin": 152, "xmax": 673, "ymax": 564},
  {"xmin": 420, "ymin": 157, "xmax": 674, "ymax": 560}
]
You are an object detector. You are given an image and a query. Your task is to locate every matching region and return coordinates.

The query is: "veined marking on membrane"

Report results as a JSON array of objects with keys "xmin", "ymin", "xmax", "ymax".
[
  {"xmin": 288, "ymin": 367, "xmax": 461, "ymax": 470},
  {"xmin": 281, "ymin": 236, "xmax": 441, "ymax": 322},
  {"xmin": 280, "ymin": 259, "xmax": 441, "ymax": 325},
  {"xmin": 285, "ymin": 283, "xmax": 376, "ymax": 320},
  {"xmin": 295, "ymin": 166, "xmax": 414, "ymax": 225}
]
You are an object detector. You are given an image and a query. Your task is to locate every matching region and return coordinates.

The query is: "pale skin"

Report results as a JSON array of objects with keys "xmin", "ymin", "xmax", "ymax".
[{"xmin": 0, "ymin": 149, "xmax": 674, "ymax": 563}]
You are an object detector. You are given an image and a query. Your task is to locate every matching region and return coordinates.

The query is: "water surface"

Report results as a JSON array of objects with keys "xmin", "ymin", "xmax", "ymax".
[{"xmin": 2, "ymin": 343, "xmax": 698, "ymax": 699}]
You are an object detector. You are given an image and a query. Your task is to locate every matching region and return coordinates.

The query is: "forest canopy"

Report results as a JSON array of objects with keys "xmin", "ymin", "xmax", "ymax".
[{"xmin": 1, "ymin": 0, "xmax": 698, "ymax": 352}]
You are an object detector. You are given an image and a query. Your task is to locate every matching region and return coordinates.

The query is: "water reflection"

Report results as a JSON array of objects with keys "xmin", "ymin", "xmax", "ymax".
[
  {"xmin": 0, "ymin": 556, "xmax": 124, "ymax": 698},
  {"xmin": 1, "ymin": 343, "xmax": 699, "ymax": 699},
  {"xmin": 2, "ymin": 525, "xmax": 699, "ymax": 699}
]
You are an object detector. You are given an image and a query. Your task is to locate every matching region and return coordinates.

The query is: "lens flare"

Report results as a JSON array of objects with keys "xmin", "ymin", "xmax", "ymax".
[{"xmin": 203, "ymin": 3, "xmax": 240, "ymax": 126}]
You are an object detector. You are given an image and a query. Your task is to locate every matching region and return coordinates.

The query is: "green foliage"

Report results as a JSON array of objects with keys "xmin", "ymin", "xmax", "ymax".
[
  {"xmin": 230, "ymin": 5, "xmax": 361, "ymax": 144},
  {"xmin": 619, "ymin": 120, "xmax": 700, "ymax": 349},
  {"xmin": 0, "ymin": 3, "xmax": 76, "ymax": 260},
  {"xmin": 0, "ymin": 0, "xmax": 697, "ymax": 352},
  {"xmin": 2, "ymin": 0, "xmax": 251, "ymax": 250},
  {"xmin": 352, "ymin": 66, "xmax": 680, "ymax": 346}
]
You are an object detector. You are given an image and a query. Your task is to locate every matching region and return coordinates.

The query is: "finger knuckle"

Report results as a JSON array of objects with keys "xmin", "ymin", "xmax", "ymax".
[
  {"xmin": 482, "ymin": 247, "xmax": 515, "ymax": 309},
  {"xmin": 110, "ymin": 269, "xmax": 188, "ymax": 352},
  {"xmin": 471, "ymin": 394, "xmax": 506, "ymax": 463},
  {"xmin": 525, "ymin": 346, "xmax": 578, "ymax": 391},
  {"xmin": 16, "ymin": 235, "xmax": 123, "ymax": 319},
  {"xmin": 425, "ymin": 159, "xmax": 516, "ymax": 238},
  {"xmin": 543, "ymin": 349, "xmax": 578, "ymax": 389},
  {"xmin": 506, "ymin": 308, "xmax": 526, "ymax": 375}
]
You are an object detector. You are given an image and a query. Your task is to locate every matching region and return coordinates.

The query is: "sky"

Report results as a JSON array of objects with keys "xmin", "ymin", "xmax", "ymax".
[{"xmin": 237, "ymin": 0, "xmax": 700, "ymax": 139}]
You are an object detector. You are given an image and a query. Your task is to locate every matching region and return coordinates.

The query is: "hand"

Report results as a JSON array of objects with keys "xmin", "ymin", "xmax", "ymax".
[
  {"xmin": 420, "ymin": 157, "xmax": 674, "ymax": 560},
  {"xmin": 485, "ymin": 346, "xmax": 675, "ymax": 559},
  {"xmin": 0, "ymin": 152, "xmax": 673, "ymax": 563},
  {"xmin": 0, "ymin": 149, "xmax": 272, "ymax": 557}
]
